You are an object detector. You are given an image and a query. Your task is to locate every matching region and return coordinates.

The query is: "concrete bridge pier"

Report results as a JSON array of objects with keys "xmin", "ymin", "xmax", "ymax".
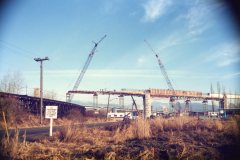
[
  {"xmin": 184, "ymin": 99, "xmax": 191, "ymax": 113},
  {"xmin": 143, "ymin": 91, "xmax": 151, "ymax": 119},
  {"xmin": 223, "ymin": 95, "xmax": 228, "ymax": 109},
  {"xmin": 202, "ymin": 100, "xmax": 208, "ymax": 115},
  {"xmin": 219, "ymin": 99, "xmax": 224, "ymax": 110},
  {"xmin": 93, "ymin": 93, "xmax": 98, "ymax": 107},
  {"xmin": 119, "ymin": 95, "xmax": 124, "ymax": 109}
]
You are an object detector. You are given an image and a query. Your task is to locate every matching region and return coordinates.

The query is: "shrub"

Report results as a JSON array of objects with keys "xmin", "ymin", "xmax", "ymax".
[
  {"xmin": 131, "ymin": 117, "xmax": 151, "ymax": 139},
  {"xmin": 55, "ymin": 124, "xmax": 83, "ymax": 142},
  {"xmin": 0, "ymin": 127, "xmax": 21, "ymax": 159},
  {"xmin": 114, "ymin": 117, "xmax": 151, "ymax": 141},
  {"xmin": 0, "ymin": 97, "xmax": 24, "ymax": 126},
  {"xmin": 66, "ymin": 108, "xmax": 83, "ymax": 122}
]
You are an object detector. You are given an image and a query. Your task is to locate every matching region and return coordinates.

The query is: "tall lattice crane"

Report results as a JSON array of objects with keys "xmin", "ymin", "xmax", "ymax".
[
  {"xmin": 66, "ymin": 35, "xmax": 107, "ymax": 102},
  {"xmin": 144, "ymin": 40, "xmax": 175, "ymax": 102}
]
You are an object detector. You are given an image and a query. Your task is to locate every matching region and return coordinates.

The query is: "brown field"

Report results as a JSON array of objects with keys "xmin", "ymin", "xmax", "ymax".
[
  {"xmin": 0, "ymin": 107, "xmax": 112, "ymax": 130},
  {"xmin": 1, "ymin": 115, "xmax": 240, "ymax": 160}
]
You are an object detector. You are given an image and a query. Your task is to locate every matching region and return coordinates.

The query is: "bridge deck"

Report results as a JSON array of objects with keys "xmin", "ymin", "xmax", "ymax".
[{"xmin": 68, "ymin": 89, "xmax": 224, "ymax": 101}]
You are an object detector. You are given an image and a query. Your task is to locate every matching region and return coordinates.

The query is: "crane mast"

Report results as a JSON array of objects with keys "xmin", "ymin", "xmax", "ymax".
[
  {"xmin": 67, "ymin": 35, "xmax": 107, "ymax": 102},
  {"xmin": 144, "ymin": 40, "xmax": 175, "ymax": 101}
]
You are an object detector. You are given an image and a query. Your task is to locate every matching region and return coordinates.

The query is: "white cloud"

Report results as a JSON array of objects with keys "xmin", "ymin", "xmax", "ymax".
[
  {"xmin": 23, "ymin": 69, "xmax": 191, "ymax": 79},
  {"xmin": 102, "ymin": 0, "xmax": 121, "ymax": 14},
  {"xmin": 218, "ymin": 58, "xmax": 240, "ymax": 67},
  {"xmin": 136, "ymin": 54, "xmax": 153, "ymax": 67},
  {"xmin": 142, "ymin": 0, "xmax": 172, "ymax": 22},
  {"xmin": 185, "ymin": 6, "xmax": 210, "ymax": 35},
  {"xmin": 149, "ymin": 32, "xmax": 198, "ymax": 58},
  {"xmin": 223, "ymin": 72, "xmax": 240, "ymax": 79},
  {"xmin": 177, "ymin": 1, "xmax": 220, "ymax": 36},
  {"xmin": 205, "ymin": 42, "xmax": 240, "ymax": 67},
  {"xmin": 137, "ymin": 57, "xmax": 145, "ymax": 64},
  {"xmin": 156, "ymin": 33, "xmax": 185, "ymax": 52}
]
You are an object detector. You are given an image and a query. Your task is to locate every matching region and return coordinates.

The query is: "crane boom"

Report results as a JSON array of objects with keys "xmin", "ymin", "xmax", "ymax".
[
  {"xmin": 144, "ymin": 40, "xmax": 175, "ymax": 93},
  {"xmin": 67, "ymin": 35, "xmax": 107, "ymax": 102},
  {"xmin": 131, "ymin": 95, "xmax": 139, "ymax": 112}
]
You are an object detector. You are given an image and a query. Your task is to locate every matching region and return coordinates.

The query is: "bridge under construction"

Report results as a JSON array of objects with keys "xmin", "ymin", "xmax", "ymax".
[
  {"xmin": 67, "ymin": 88, "xmax": 240, "ymax": 118},
  {"xmin": 63, "ymin": 36, "xmax": 239, "ymax": 118}
]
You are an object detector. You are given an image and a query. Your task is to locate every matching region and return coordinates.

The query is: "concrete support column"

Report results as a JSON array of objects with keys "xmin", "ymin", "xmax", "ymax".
[
  {"xmin": 202, "ymin": 100, "xmax": 208, "ymax": 116},
  {"xmin": 143, "ymin": 92, "xmax": 151, "ymax": 118},
  {"xmin": 93, "ymin": 94, "xmax": 98, "ymax": 107},
  {"xmin": 119, "ymin": 95, "xmax": 124, "ymax": 109},
  {"xmin": 219, "ymin": 99, "xmax": 224, "ymax": 110},
  {"xmin": 224, "ymin": 95, "xmax": 228, "ymax": 109},
  {"xmin": 185, "ymin": 99, "xmax": 191, "ymax": 113}
]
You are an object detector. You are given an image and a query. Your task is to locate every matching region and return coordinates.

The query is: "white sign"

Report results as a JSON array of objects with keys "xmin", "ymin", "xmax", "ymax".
[
  {"xmin": 45, "ymin": 106, "xmax": 58, "ymax": 119},
  {"xmin": 45, "ymin": 106, "xmax": 58, "ymax": 137}
]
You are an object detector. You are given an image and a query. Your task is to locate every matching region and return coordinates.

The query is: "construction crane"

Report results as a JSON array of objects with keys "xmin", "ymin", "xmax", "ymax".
[
  {"xmin": 131, "ymin": 95, "xmax": 139, "ymax": 113},
  {"xmin": 144, "ymin": 40, "xmax": 175, "ymax": 103},
  {"xmin": 66, "ymin": 35, "xmax": 107, "ymax": 102}
]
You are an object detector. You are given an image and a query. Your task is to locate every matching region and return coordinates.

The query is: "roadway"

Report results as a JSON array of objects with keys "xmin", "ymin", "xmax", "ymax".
[{"xmin": 0, "ymin": 121, "xmax": 120, "ymax": 141}]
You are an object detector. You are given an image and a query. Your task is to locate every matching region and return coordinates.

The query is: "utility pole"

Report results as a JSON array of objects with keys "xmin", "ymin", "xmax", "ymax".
[
  {"xmin": 210, "ymin": 83, "xmax": 214, "ymax": 112},
  {"xmin": 34, "ymin": 57, "xmax": 49, "ymax": 124},
  {"xmin": 106, "ymin": 94, "xmax": 110, "ymax": 118}
]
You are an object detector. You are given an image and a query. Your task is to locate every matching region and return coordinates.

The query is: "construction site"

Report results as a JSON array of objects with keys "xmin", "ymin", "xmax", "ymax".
[
  {"xmin": 64, "ymin": 35, "xmax": 240, "ymax": 120},
  {"xmin": 0, "ymin": 33, "xmax": 240, "ymax": 159},
  {"xmin": 1, "ymin": 1, "xmax": 240, "ymax": 159}
]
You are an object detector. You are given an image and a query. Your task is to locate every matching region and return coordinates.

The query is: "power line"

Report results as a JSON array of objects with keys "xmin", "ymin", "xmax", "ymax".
[
  {"xmin": 0, "ymin": 40, "xmax": 37, "ymax": 59},
  {"xmin": 0, "ymin": 40, "xmax": 66, "ymax": 71}
]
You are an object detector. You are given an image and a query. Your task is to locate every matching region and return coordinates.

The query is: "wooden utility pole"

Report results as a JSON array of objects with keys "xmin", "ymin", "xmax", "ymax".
[
  {"xmin": 106, "ymin": 94, "xmax": 110, "ymax": 118},
  {"xmin": 34, "ymin": 57, "xmax": 49, "ymax": 124}
]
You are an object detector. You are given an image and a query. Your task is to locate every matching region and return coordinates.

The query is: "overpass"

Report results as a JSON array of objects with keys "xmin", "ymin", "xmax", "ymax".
[
  {"xmin": 68, "ymin": 89, "xmax": 230, "ymax": 100},
  {"xmin": 67, "ymin": 89, "xmax": 240, "ymax": 118}
]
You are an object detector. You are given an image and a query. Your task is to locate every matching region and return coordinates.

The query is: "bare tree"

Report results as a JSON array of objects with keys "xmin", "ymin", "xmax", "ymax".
[
  {"xmin": 44, "ymin": 90, "xmax": 57, "ymax": 100},
  {"xmin": 0, "ymin": 72, "xmax": 24, "ymax": 94},
  {"xmin": 0, "ymin": 72, "xmax": 25, "ymax": 126},
  {"xmin": 0, "ymin": 96, "xmax": 24, "ymax": 126}
]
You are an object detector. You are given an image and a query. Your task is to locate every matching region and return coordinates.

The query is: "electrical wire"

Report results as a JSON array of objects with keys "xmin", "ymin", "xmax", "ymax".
[{"xmin": 0, "ymin": 40, "xmax": 37, "ymax": 59}]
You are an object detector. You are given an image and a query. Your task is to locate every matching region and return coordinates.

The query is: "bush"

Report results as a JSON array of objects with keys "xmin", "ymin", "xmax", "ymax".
[
  {"xmin": 114, "ymin": 117, "xmax": 151, "ymax": 142},
  {"xmin": 66, "ymin": 108, "xmax": 83, "ymax": 122},
  {"xmin": 0, "ymin": 97, "xmax": 24, "ymax": 126},
  {"xmin": 133, "ymin": 117, "xmax": 151, "ymax": 139},
  {"xmin": 55, "ymin": 124, "xmax": 84, "ymax": 142}
]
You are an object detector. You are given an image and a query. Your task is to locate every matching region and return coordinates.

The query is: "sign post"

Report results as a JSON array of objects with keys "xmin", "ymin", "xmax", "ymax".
[{"xmin": 45, "ymin": 106, "xmax": 58, "ymax": 136}]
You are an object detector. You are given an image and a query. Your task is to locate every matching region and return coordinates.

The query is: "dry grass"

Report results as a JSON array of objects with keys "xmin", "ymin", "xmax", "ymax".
[
  {"xmin": 150, "ymin": 116, "xmax": 198, "ymax": 134},
  {"xmin": 0, "ymin": 100, "xmax": 111, "ymax": 129},
  {"xmin": 1, "ymin": 115, "xmax": 240, "ymax": 159},
  {"xmin": 113, "ymin": 117, "xmax": 151, "ymax": 143},
  {"xmin": 150, "ymin": 116, "xmax": 238, "ymax": 134},
  {"xmin": 132, "ymin": 117, "xmax": 151, "ymax": 139},
  {"xmin": 56, "ymin": 125, "xmax": 83, "ymax": 143},
  {"xmin": 3, "ymin": 110, "xmax": 111, "ymax": 129},
  {"xmin": 1, "ymin": 127, "xmax": 21, "ymax": 159}
]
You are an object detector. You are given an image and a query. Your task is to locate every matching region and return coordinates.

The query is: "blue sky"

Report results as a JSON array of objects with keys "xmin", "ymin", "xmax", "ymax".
[{"xmin": 0, "ymin": 0, "xmax": 239, "ymax": 101}]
